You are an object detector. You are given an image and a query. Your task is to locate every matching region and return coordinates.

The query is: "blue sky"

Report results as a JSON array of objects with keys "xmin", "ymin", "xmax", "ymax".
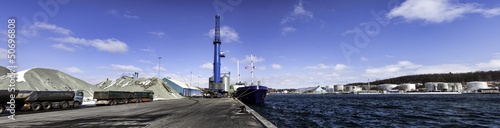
[{"xmin": 1, "ymin": 0, "xmax": 500, "ymax": 89}]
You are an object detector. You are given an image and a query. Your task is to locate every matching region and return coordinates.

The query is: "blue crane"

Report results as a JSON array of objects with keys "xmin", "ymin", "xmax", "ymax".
[{"xmin": 210, "ymin": 14, "xmax": 225, "ymax": 94}]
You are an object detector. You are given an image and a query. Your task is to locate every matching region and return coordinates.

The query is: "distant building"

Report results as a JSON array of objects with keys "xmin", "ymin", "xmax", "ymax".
[
  {"xmin": 325, "ymin": 85, "xmax": 335, "ymax": 93},
  {"xmin": 163, "ymin": 78, "xmax": 201, "ymax": 96},
  {"xmin": 296, "ymin": 86, "xmax": 326, "ymax": 93},
  {"xmin": 344, "ymin": 85, "xmax": 362, "ymax": 93}
]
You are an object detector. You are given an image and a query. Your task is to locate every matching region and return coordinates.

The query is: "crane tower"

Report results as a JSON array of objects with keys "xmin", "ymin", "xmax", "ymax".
[{"xmin": 209, "ymin": 15, "xmax": 225, "ymax": 93}]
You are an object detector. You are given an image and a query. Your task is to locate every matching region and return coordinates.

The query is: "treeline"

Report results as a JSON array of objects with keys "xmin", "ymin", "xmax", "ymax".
[{"xmin": 347, "ymin": 70, "xmax": 500, "ymax": 86}]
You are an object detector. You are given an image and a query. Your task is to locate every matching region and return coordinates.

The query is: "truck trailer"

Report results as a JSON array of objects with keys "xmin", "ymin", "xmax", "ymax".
[
  {"xmin": 94, "ymin": 91, "xmax": 154, "ymax": 105},
  {"xmin": 0, "ymin": 90, "xmax": 83, "ymax": 112}
]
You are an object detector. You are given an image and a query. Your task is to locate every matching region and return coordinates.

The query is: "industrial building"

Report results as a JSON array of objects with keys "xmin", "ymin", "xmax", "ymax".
[
  {"xmin": 399, "ymin": 84, "xmax": 416, "ymax": 92},
  {"xmin": 163, "ymin": 78, "xmax": 202, "ymax": 96},
  {"xmin": 425, "ymin": 82, "xmax": 463, "ymax": 92},
  {"xmin": 344, "ymin": 85, "xmax": 362, "ymax": 93},
  {"xmin": 378, "ymin": 84, "xmax": 398, "ymax": 91},
  {"xmin": 334, "ymin": 85, "xmax": 344, "ymax": 92},
  {"xmin": 296, "ymin": 86, "xmax": 326, "ymax": 93},
  {"xmin": 325, "ymin": 85, "xmax": 335, "ymax": 93},
  {"xmin": 466, "ymin": 81, "xmax": 489, "ymax": 92}
]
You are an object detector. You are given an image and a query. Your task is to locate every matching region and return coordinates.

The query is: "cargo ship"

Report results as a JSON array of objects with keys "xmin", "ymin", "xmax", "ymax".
[{"xmin": 234, "ymin": 54, "xmax": 268, "ymax": 104}]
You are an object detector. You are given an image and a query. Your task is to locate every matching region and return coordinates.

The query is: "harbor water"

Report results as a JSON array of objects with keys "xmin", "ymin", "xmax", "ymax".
[{"xmin": 248, "ymin": 94, "xmax": 500, "ymax": 127}]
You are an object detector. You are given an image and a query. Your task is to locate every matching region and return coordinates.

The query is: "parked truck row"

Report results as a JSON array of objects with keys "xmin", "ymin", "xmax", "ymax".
[
  {"xmin": 0, "ymin": 90, "xmax": 83, "ymax": 112},
  {"xmin": 0, "ymin": 90, "xmax": 155, "ymax": 113},
  {"xmin": 93, "ymin": 91, "xmax": 154, "ymax": 105}
]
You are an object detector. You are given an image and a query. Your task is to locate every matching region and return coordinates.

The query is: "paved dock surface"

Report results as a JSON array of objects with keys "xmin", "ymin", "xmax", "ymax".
[{"xmin": 0, "ymin": 98, "xmax": 265, "ymax": 128}]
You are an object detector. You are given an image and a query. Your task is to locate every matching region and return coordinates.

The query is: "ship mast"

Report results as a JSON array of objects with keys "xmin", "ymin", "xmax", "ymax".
[
  {"xmin": 251, "ymin": 54, "xmax": 254, "ymax": 86},
  {"xmin": 237, "ymin": 60, "xmax": 241, "ymax": 83}
]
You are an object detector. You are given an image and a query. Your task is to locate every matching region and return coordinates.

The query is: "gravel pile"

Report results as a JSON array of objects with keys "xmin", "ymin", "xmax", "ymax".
[{"xmin": 96, "ymin": 77, "xmax": 182, "ymax": 99}]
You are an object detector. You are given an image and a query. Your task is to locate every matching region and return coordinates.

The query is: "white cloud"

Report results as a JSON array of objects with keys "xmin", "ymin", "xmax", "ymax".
[
  {"xmin": 310, "ymin": 72, "xmax": 340, "ymax": 78},
  {"xmin": 33, "ymin": 22, "xmax": 72, "ymax": 35},
  {"xmin": 240, "ymin": 55, "xmax": 265, "ymax": 63},
  {"xmin": 222, "ymin": 66, "xmax": 230, "ymax": 72},
  {"xmin": 199, "ymin": 62, "xmax": 213, "ymax": 69},
  {"xmin": 304, "ymin": 66, "xmax": 318, "ymax": 69},
  {"xmin": 304, "ymin": 64, "xmax": 349, "ymax": 71},
  {"xmin": 494, "ymin": 53, "xmax": 500, "ymax": 59},
  {"xmin": 365, "ymin": 61, "xmax": 422, "ymax": 74},
  {"xmin": 387, "ymin": 0, "xmax": 500, "ymax": 23},
  {"xmin": 50, "ymin": 37, "xmax": 87, "ymax": 44},
  {"xmin": 152, "ymin": 66, "xmax": 167, "ymax": 71},
  {"xmin": 90, "ymin": 38, "xmax": 128, "ymax": 53},
  {"xmin": 208, "ymin": 25, "xmax": 240, "ymax": 43},
  {"xmin": 111, "ymin": 64, "xmax": 142, "ymax": 72},
  {"xmin": 362, "ymin": 60, "xmax": 474, "ymax": 79},
  {"xmin": 272, "ymin": 64, "xmax": 282, "ymax": 70},
  {"xmin": 97, "ymin": 66, "xmax": 108, "ymax": 69},
  {"xmin": 360, "ymin": 57, "xmax": 369, "ymax": 61},
  {"xmin": 257, "ymin": 65, "xmax": 266, "ymax": 70},
  {"xmin": 51, "ymin": 43, "xmax": 75, "ymax": 52},
  {"xmin": 0, "ymin": 48, "xmax": 7, "ymax": 60},
  {"xmin": 109, "ymin": 10, "xmax": 118, "ymax": 15},
  {"xmin": 398, "ymin": 61, "xmax": 422, "ymax": 69},
  {"xmin": 366, "ymin": 65, "xmax": 401, "ymax": 74},
  {"xmin": 281, "ymin": 26, "xmax": 297, "ymax": 35},
  {"xmin": 385, "ymin": 55, "xmax": 395, "ymax": 58},
  {"xmin": 318, "ymin": 64, "xmax": 330, "ymax": 69},
  {"xmin": 281, "ymin": 0, "xmax": 314, "ymax": 24},
  {"xmin": 148, "ymin": 31, "xmax": 166, "ymax": 37},
  {"xmin": 413, "ymin": 64, "xmax": 474, "ymax": 74},
  {"xmin": 476, "ymin": 59, "xmax": 500, "ymax": 69},
  {"xmin": 0, "ymin": 30, "xmax": 7, "ymax": 41},
  {"xmin": 256, "ymin": 71, "xmax": 358, "ymax": 89},
  {"xmin": 109, "ymin": 10, "xmax": 140, "ymax": 19},
  {"xmin": 341, "ymin": 29, "xmax": 356, "ymax": 36},
  {"xmin": 230, "ymin": 57, "xmax": 239, "ymax": 62},
  {"xmin": 52, "ymin": 37, "xmax": 128, "ymax": 53},
  {"xmin": 64, "ymin": 67, "xmax": 84, "ymax": 74},
  {"xmin": 333, "ymin": 64, "xmax": 349, "ymax": 71},
  {"xmin": 124, "ymin": 14, "xmax": 140, "ymax": 19},
  {"xmin": 139, "ymin": 60, "xmax": 155, "ymax": 64}
]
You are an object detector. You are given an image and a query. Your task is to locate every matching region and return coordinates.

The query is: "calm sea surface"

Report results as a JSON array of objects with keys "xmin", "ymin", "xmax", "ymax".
[{"xmin": 247, "ymin": 94, "xmax": 500, "ymax": 128}]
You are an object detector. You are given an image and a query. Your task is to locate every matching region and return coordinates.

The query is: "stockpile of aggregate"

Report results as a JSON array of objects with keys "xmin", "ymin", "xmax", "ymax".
[
  {"xmin": 0, "ymin": 66, "xmax": 101, "ymax": 98},
  {"xmin": 0, "ymin": 66, "xmax": 10, "ymax": 76},
  {"xmin": 95, "ymin": 77, "xmax": 182, "ymax": 100}
]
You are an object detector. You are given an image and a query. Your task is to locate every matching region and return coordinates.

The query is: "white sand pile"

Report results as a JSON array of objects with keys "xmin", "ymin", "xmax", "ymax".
[
  {"xmin": 95, "ymin": 77, "xmax": 182, "ymax": 99},
  {"xmin": 0, "ymin": 66, "xmax": 10, "ymax": 76},
  {"xmin": 0, "ymin": 66, "xmax": 101, "ymax": 97},
  {"xmin": 0, "ymin": 66, "xmax": 181, "ymax": 101}
]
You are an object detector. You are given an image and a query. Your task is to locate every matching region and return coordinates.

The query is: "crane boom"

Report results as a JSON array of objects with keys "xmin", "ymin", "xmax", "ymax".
[{"xmin": 214, "ymin": 15, "xmax": 220, "ymax": 42}]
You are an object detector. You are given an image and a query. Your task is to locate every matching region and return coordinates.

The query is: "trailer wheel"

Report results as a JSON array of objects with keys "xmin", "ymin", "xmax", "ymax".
[
  {"xmin": 61, "ymin": 102, "xmax": 69, "ymax": 109},
  {"xmin": 73, "ymin": 102, "xmax": 80, "ymax": 108},
  {"xmin": 32, "ymin": 103, "xmax": 42, "ymax": 111},
  {"xmin": 42, "ymin": 102, "xmax": 52, "ymax": 110}
]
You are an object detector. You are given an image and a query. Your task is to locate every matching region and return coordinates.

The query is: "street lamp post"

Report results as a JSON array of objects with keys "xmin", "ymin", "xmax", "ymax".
[{"xmin": 158, "ymin": 57, "xmax": 162, "ymax": 78}]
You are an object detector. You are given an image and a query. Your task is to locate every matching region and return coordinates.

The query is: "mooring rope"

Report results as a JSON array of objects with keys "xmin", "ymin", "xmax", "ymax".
[{"xmin": 236, "ymin": 88, "xmax": 258, "ymax": 99}]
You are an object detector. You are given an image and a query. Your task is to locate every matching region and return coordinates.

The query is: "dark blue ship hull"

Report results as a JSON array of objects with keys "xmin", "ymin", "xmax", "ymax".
[{"xmin": 235, "ymin": 86, "xmax": 268, "ymax": 104}]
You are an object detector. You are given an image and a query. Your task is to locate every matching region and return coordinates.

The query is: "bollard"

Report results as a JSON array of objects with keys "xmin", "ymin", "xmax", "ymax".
[{"xmin": 239, "ymin": 106, "xmax": 248, "ymax": 113}]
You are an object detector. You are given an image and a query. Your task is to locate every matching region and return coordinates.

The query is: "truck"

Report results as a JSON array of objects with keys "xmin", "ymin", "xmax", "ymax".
[
  {"xmin": 0, "ymin": 90, "xmax": 83, "ymax": 112},
  {"xmin": 94, "ymin": 91, "xmax": 154, "ymax": 105},
  {"xmin": 131, "ymin": 91, "xmax": 154, "ymax": 103}
]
